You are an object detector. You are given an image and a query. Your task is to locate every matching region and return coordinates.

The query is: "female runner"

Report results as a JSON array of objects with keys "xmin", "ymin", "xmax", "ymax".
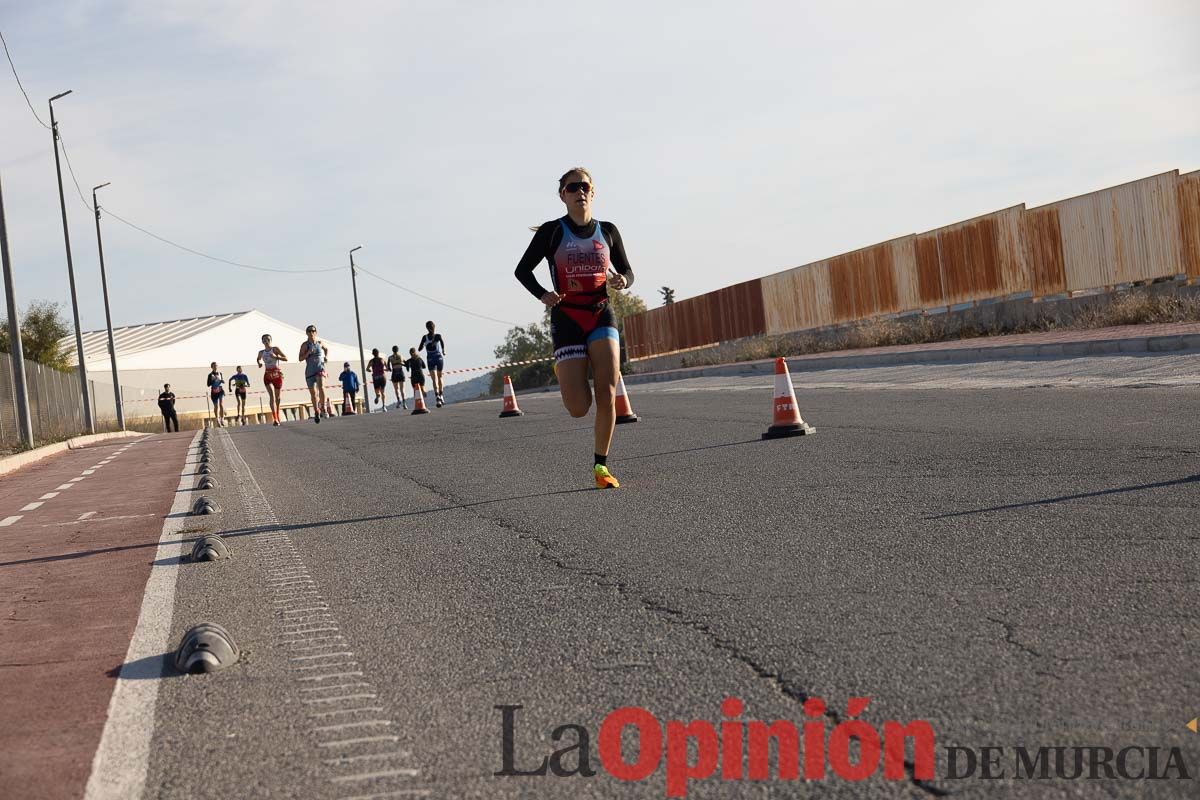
[
  {"xmin": 514, "ymin": 167, "xmax": 635, "ymax": 489},
  {"xmin": 257, "ymin": 333, "xmax": 289, "ymax": 426}
]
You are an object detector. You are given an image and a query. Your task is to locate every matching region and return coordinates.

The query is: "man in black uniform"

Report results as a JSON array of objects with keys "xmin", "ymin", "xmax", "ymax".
[{"xmin": 158, "ymin": 383, "xmax": 179, "ymax": 432}]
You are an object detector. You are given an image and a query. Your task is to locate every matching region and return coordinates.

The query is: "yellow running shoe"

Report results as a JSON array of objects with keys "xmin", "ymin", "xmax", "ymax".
[{"xmin": 594, "ymin": 464, "xmax": 620, "ymax": 489}]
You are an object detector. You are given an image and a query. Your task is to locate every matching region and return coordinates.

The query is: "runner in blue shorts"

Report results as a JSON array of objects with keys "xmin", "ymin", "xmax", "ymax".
[
  {"xmin": 418, "ymin": 321, "xmax": 446, "ymax": 407},
  {"xmin": 513, "ymin": 167, "xmax": 635, "ymax": 489},
  {"xmin": 298, "ymin": 324, "xmax": 330, "ymax": 423}
]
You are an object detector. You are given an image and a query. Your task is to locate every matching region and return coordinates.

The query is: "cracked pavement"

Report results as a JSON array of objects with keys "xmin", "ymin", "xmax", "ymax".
[{"xmin": 146, "ymin": 377, "xmax": 1200, "ymax": 798}]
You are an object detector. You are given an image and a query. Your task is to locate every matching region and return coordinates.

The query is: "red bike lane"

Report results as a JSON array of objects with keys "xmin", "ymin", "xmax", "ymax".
[{"xmin": 0, "ymin": 432, "xmax": 193, "ymax": 800}]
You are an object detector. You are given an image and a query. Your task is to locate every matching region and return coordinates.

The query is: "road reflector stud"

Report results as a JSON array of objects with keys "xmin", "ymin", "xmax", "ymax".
[
  {"xmin": 191, "ymin": 497, "xmax": 221, "ymax": 515},
  {"xmin": 615, "ymin": 375, "xmax": 638, "ymax": 424},
  {"xmin": 198, "ymin": 477, "xmax": 217, "ymax": 490},
  {"xmin": 174, "ymin": 622, "xmax": 240, "ymax": 674},
  {"xmin": 411, "ymin": 387, "xmax": 431, "ymax": 415},
  {"xmin": 499, "ymin": 375, "xmax": 523, "ymax": 418},
  {"xmin": 198, "ymin": 464, "xmax": 212, "ymax": 474},
  {"xmin": 762, "ymin": 357, "xmax": 816, "ymax": 439},
  {"xmin": 190, "ymin": 534, "xmax": 231, "ymax": 562}
]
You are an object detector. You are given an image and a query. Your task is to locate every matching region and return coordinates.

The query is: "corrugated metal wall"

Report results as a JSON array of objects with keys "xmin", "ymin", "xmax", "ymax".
[{"xmin": 627, "ymin": 169, "xmax": 1198, "ymax": 360}]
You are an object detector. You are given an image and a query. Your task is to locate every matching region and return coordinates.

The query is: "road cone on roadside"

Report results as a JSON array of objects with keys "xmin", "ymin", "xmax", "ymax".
[
  {"xmin": 762, "ymin": 357, "xmax": 816, "ymax": 439},
  {"xmin": 411, "ymin": 386, "xmax": 430, "ymax": 415},
  {"xmin": 614, "ymin": 375, "xmax": 639, "ymax": 424},
  {"xmin": 342, "ymin": 394, "xmax": 354, "ymax": 415},
  {"xmin": 499, "ymin": 375, "xmax": 524, "ymax": 418}
]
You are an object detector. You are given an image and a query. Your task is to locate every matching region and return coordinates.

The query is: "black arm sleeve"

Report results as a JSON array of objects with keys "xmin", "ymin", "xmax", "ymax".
[
  {"xmin": 602, "ymin": 222, "xmax": 635, "ymax": 289},
  {"xmin": 514, "ymin": 222, "xmax": 556, "ymax": 300}
]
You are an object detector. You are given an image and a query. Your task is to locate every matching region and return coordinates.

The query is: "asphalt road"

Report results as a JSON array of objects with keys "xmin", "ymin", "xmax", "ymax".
[{"xmin": 141, "ymin": 374, "xmax": 1200, "ymax": 799}]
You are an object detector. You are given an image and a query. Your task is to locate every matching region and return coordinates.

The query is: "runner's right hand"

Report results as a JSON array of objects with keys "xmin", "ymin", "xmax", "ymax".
[{"xmin": 541, "ymin": 291, "xmax": 563, "ymax": 307}]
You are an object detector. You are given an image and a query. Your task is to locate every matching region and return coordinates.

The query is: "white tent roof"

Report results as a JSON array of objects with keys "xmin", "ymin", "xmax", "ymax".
[{"xmin": 69, "ymin": 309, "xmax": 362, "ymax": 372}]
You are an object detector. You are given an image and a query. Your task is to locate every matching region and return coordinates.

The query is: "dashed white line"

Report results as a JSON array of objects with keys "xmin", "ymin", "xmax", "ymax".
[
  {"xmin": 300, "ymin": 683, "xmax": 371, "ymax": 694},
  {"xmin": 0, "ymin": 515, "xmax": 23, "ymax": 527},
  {"xmin": 81, "ymin": 470, "xmax": 95, "ymax": 475},
  {"xmin": 321, "ymin": 751, "xmax": 411, "ymax": 766},
  {"xmin": 330, "ymin": 768, "xmax": 419, "ymax": 784},
  {"xmin": 295, "ymin": 661, "xmax": 358, "ymax": 671},
  {"xmin": 303, "ymin": 694, "xmax": 378, "ymax": 705},
  {"xmin": 39, "ymin": 492, "xmax": 60, "ymax": 500},
  {"xmin": 297, "ymin": 672, "xmax": 365, "ymax": 682},
  {"xmin": 56, "ymin": 483, "xmax": 75, "ymax": 490},
  {"xmin": 19, "ymin": 502, "xmax": 43, "ymax": 511},
  {"xmin": 312, "ymin": 720, "xmax": 392, "ymax": 734},
  {"xmin": 308, "ymin": 706, "xmax": 385, "ymax": 719},
  {"xmin": 78, "ymin": 511, "xmax": 97, "ymax": 520},
  {"xmin": 289, "ymin": 651, "xmax": 353, "ymax": 661},
  {"xmin": 316, "ymin": 735, "xmax": 399, "ymax": 748},
  {"xmin": 69, "ymin": 477, "xmax": 85, "ymax": 482}
]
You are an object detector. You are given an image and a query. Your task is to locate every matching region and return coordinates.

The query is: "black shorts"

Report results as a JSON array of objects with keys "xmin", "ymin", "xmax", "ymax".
[
  {"xmin": 373, "ymin": 376, "xmax": 387, "ymax": 389},
  {"xmin": 391, "ymin": 369, "xmax": 405, "ymax": 383},
  {"xmin": 550, "ymin": 305, "xmax": 619, "ymax": 363}
]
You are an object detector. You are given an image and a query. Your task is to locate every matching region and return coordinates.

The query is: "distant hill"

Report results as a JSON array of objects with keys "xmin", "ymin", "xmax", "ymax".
[{"xmin": 442, "ymin": 372, "xmax": 494, "ymax": 403}]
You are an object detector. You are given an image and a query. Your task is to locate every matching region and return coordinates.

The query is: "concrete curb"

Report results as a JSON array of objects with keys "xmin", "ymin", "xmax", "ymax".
[
  {"xmin": 0, "ymin": 430, "xmax": 148, "ymax": 477},
  {"xmin": 622, "ymin": 333, "xmax": 1200, "ymax": 386}
]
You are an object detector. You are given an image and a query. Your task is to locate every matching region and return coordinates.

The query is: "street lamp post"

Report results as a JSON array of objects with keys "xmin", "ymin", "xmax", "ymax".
[
  {"xmin": 48, "ymin": 89, "xmax": 95, "ymax": 434},
  {"xmin": 349, "ymin": 246, "xmax": 369, "ymax": 413},
  {"xmin": 92, "ymin": 182, "xmax": 124, "ymax": 430}
]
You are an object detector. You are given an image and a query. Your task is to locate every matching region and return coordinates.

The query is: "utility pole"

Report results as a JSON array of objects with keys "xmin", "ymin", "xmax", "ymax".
[
  {"xmin": 92, "ymin": 182, "xmax": 124, "ymax": 430},
  {"xmin": 48, "ymin": 90, "xmax": 95, "ymax": 434},
  {"xmin": 349, "ymin": 246, "xmax": 369, "ymax": 413},
  {"xmin": 1, "ymin": 174, "xmax": 35, "ymax": 449}
]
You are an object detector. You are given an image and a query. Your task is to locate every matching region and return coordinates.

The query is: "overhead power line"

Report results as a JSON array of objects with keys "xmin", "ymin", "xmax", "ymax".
[
  {"xmin": 356, "ymin": 265, "xmax": 518, "ymax": 326},
  {"xmin": 0, "ymin": 29, "xmax": 50, "ymax": 129},
  {"xmin": 99, "ymin": 208, "xmax": 348, "ymax": 274}
]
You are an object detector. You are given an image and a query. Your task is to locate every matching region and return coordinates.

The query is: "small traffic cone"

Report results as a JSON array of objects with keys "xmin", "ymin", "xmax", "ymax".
[
  {"xmin": 614, "ymin": 375, "xmax": 638, "ymax": 424},
  {"xmin": 342, "ymin": 394, "xmax": 354, "ymax": 415},
  {"xmin": 411, "ymin": 386, "xmax": 430, "ymax": 415},
  {"xmin": 762, "ymin": 357, "xmax": 815, "ymax": 439},
  {"xmin": 499, "ymin": 375, "xmax": 524, "ymax": 418}
]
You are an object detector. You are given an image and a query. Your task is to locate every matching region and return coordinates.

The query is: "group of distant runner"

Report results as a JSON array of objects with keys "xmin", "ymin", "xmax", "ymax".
[
  {"xmin": 159, "ymin": 165, "xmax": 635, "ymax": 489},
  {"xmin": 173, "ymin": 321, "xmax": 448, "ymax": 429}
]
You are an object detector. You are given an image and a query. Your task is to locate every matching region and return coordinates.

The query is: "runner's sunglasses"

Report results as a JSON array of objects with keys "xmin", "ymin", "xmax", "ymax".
[{"xmin": 563, "ymin": 181, "xmax": 591, "ymax": 194}]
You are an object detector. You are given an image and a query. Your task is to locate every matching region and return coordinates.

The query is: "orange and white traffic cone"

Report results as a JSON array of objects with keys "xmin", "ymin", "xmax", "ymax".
[
  {"xmin": 763, "ymin": 357, "xmax": 815, "ymax": 439},
  {"xmin": 614, "ymin": 375, "xmax": 638, "ymax": 424},
  {"xmin": 499, "ymin": 375, "xmax": 524, "ymax": 418},
  {"xmin": 342, "ymin": 393, "xmax": 354, "ymax": 415},
  {"xmin": 411, "ymin": 386, "xmax": 430, "ymax": 415}
]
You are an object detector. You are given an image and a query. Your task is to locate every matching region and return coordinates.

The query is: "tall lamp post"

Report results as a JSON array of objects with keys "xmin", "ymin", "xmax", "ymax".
[
  {"xmin": 92, "ymin": 182, "xmax": 124, "ymax": 430},
  {"xmin": 48, "ymin": 89, "xmax": 95, "ymax": 434},
  {"xmin": 349, "ymin": 246, "xmax": 369, "ymax": 413}
]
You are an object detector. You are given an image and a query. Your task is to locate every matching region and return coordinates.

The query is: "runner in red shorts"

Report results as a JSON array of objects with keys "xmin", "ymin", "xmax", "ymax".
[{"xmin": 257, "ymin": 333, "xmax": 288, "ymax": 426}]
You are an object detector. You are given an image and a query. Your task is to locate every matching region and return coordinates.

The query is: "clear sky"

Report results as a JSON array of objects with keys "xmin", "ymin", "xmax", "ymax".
[{"xmin": 2, "ymin": 1, "xmax": 1197, "ymax": 382}]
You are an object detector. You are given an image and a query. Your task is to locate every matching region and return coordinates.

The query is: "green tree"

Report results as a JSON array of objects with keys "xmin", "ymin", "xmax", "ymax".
[
  {"xmin": 608, "ymin": 288, "xmax": 647, "ymax": 364},
  {"xmin": 659, "ymin": 286, "xmax": 676, "ymax": 305},
  {"xmin": 489, "ymin": 319, "xmax": 555, "ymax": 394},
  {"xmin": 0, "ymin": 300, "xmax": 72, "ymax": 370}
]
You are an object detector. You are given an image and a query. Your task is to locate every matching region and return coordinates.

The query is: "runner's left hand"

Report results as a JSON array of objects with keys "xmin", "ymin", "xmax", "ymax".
[{"xmin": 608, "ymin": 270, "xmax": 626, "ymax": 290}]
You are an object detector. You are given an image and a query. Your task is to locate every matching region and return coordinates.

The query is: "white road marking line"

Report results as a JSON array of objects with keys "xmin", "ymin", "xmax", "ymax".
[
  {"xmin": 297, "ymin": 672, "xmax": 365, "ymax": 682},
  {"xmin": 315, "ymin": 735, "xmax": 398, "ymax": 747},
  {"xmin": 78, "ymin": 511, "xmax": 96, "ymax": 520},
  {"xmin": 321, "ymin": 751, "xmax": 411, "ymax": 766},
  {"xmin": 308, "ymin": 706, "xmax": 385, "ymax": 719},
  {"xmin": 0, "ymin": 515, "xmax": 22, "ymax": 527},
  {"xmin": 280, "ymin": 606, "xmax": 330, "ymax": 615},
  {"xmin": 303, "ymin": 694, "xmax": 378, "ymax": 705},
  {"xmin": 289, "ymin": 651, "xmax": 353, "ymax": 661},
  {"xmin": 19, "ymin": 502, "xmax": 43, "ymax": 511},
  {"xmin": 294, "ymin": 661, "xmax": 358, "ymax": 671},
  {"xmin": 84, "ymin": 433, "xmax": 201, "ymax": 800},
  {"xmin": 70, "ymin": 477, "xmax": 85, "ymax": 482},
  {"xmin": 43, "ymin": 514, "xmax": 156, "ymax": 528},
  {"xmin": 56, "ymin": 483, "xmax": 75, "ymax": 490},
  {"xmin": 330, "ymin": 769, "xmax": 420, "ymax": 784},
  {"xmin": 39, "ymin": 492, "xmax": 60, "ymax": 500},
  {"xmin": 301, "ymin": 683, "xmax": 372, "ymax": 694},
  {"xmin": 312, "ymin": 720, "xmax": 392, "ymax": 733},
  {"xmin": 81, "ymin": 469, "xmax": 95, "ymax": 475},
  {"xmin": 282, "ymin": 636, "xmax": 345, "ymax": 647}
]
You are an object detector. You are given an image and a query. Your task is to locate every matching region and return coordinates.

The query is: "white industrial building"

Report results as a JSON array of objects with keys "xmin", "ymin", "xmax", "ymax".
[{"xmin": 69, "ymin": 310, "xmax": 365, "ymax": 417}]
